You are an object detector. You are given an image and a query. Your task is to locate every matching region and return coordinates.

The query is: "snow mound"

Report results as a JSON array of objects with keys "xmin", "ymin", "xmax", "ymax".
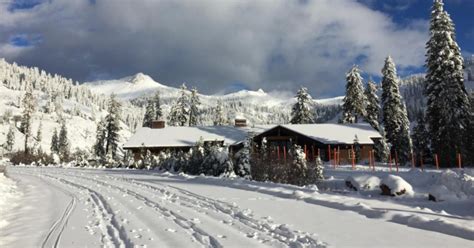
[
  {"xmin": 380, "ymin": 175, "xmax": 414, "ymax": 196},
  {"xmin": 0, "ymin": 173, "xmax": 21, "ymax": 229},
  {"xmin": 432, "ymin": 170, "xmax": 474, "ymax": 200},
  {"xmin": 345, "ymin": 175, "xmax": 381, "ymax": 191}
]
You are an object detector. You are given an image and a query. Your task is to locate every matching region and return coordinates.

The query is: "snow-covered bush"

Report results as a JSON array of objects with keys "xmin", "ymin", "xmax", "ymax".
[
  {"xmin": 308, "ymin": 156, "xmax": 324, "ymax": 183},
  {"xmin": 185, "ymin": 139, "xmax": 205, "ymax": 175},
  {"xmin": 380, "ymin": 175, "xmax": 414, "ymax": 196},
  {"xmin": 288, "ymin": 144, "xmax": 308, "ymax": 186},
  {"xmin": 202, "ymin": 143, "xmax": 234, "ymax": 177},
  {"xmin": 346, "ymin": 175, "xmax": 381, "ymax": 191},
  {"xmin": 234, "ymin": 139, "xmax": 251, "ymax": 179},
  {"xmin": 433, "ymin": 170, "xmax": 474, "ymax": 200}
]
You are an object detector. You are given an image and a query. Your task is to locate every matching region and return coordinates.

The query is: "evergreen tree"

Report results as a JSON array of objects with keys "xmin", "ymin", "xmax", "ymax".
[
  {"xmin": 168, "ymin": 84, "xmax": 189, "ymax": 126},
  {"xmin": 411, "ymin": 113, "xmax": 432, "ymax": 165},
  {"xmin": 364, "ymin": 79, "xmax": 380, "ymax": 131},
  {"xmin": 142, "ymin": 99, "xmax": 155, "ymax": 128},
  {"xmin": 104, "ymin": 94, "xmax": 121, "ymax": 160},
  {"xmin": 213, "ymin": 101, "xmax": 227, "ymax": 126},
  {"xmin": 202, "ymin": 143, "xmax": 234, "ymax": 177},
  {"xmin": 425, "ymin": 0, "xmax": 471, "ymax": 166},
  {"xmin": 188, "ymin": 87, "xmax": 201, "ymax": 126},
  {"xmin": 288, "ymin": 144, "xmax": 308, "ymax": 186},
  {"xmin": 342, "ymin": 66, "xmax": 366, "ymax": 123},
  {"xmin": 381, "ymin": 56, "xmax": 412, "ymax": 165},
  {"xmin": 312, "ymin": 156, "xmax": 324, "ymax": 181},
  {"xmin": 20, "ymin": 85, "xmax": 36, "ymax": 154},
  {"xmin": 186, "ymin": 138, "xmax": 205, "ymax": 175},
  {"xmin": 290, "ymin": 87, "xmax": 314, "ymax": 124},
  {"xmin": 5, "ymin": 124, "xmax": 15, "ymax": 152},
  {"xmin": 35, "ymin": 120, "xmax": 43, "ymax": 154},
  {"xmin": 51, "ymin": 128, "xmax": 59, "ymax": 154},
  {"xmin": 153, "ymin": 90, "xmax": 163, "ymax": 120},
  {"xmin": 93, "ymin": 118, "xmax": 106, "ymax": 160},
  {"xmin": 58, "ymin": 120, "xmax": 70, "ymax": 160},
  {"xmin": 235, "ymin": 138, "xmax": 251, "ymax": 178}
]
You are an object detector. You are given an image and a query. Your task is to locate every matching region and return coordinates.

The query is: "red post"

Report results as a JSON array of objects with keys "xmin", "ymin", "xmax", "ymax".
[
  {"xmin": 371, "ymin": 151, "xmax": 375, "ymax": 171},
  {"xmin": 389, "ymin": 153, "xmax": 392, "ymax": 172},
  {"xmin": 328, "ymin": 145, "xmax": 331, "ymax": 162},
  {"xmin": 283, "ymin": 146, "xmax": 287, "ymax": 161},
  {"xmin": 277, "ymin": 146, "xmax": 280, "ymax": 161},
  {"xmin": 420, "ymin": 152, "xmax": 424, "ymax": 171},
  {"xmin": 457, "ymin": 153, "xmax": 462, "ymax": 169},
  {"xmin": 435, "ymin": 153, "xmax": 439, "ymax": 170},
  {"xmin": 351, "ymin": 145, "xmax": 355, "ymax": 170},
  {"xmin": 395, "ymin": 151, "xmax": 399, "ymax": 173},
  {"xmin": 411, "ymin": 152, "xmax": 415, "ymax": 168},
  {"xmin": 304, "ymin": 145, "xmax": 307, "ymax": 159},
  {"xmin": 337, "ymin": 146, "xmax": 341, "ymax": 166},
  {"xmin": 333, "ymin": 148, "xmax": 337, "ymax": 168}
]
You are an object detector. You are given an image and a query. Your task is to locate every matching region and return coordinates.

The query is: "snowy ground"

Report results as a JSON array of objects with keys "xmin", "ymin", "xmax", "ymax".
[{"xmin": 1, "ymin": 165, "xmax": 473, "ymax": 247}]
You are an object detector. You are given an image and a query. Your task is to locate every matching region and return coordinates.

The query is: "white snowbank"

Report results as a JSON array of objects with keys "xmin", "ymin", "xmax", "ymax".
[
  {"xmin": 381, "ymin": 175, "xmax": 414, "ymax": 196},
  {"xmin": 430, "ymin": 170, "xmax": 474, "ymax": 200},
  {"xmin": 346, "ymin": 175, "xmax": 381, "ymax": 191},
  {"xmin": 0, "ymin": 173, "xmax": 21, "ymax": 229}
]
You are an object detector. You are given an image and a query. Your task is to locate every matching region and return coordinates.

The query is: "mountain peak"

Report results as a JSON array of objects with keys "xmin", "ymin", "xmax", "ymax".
[{"xmin": 129, "ymin": 72, "xmax": 153, "ymax": 84}]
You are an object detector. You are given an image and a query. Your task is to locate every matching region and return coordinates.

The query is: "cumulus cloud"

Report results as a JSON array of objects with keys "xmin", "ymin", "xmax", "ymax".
[{"xmin": 0, "ymin": 0, "xmax": 428, "ymax": 96}]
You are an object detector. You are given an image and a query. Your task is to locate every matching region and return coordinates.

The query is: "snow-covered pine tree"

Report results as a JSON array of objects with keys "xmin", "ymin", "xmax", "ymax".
[
  {"xmin": 342, "ymin": 66, "xmax": 366, "ymax": 123},
  {"xmin": 288, "ymin": 144, "xmax": 308, "ymax": 186},
  {"xmin": 186, "ymin": 137, "xmax": 205, "ymax": 175},
  {"xmin": 142, "ymin": 99, "xmax": 155, "ymax": 128},
  {"xmin": 58, "ymin": 120, "xmax": 70, "ymax": 160},
  {"xmin": 425, "ymin": 0, "xmax": 471, "ymax": 166},
  {"xmin": 93, "ymin": 118, "xmax": 106, "ymax": 160},
  {"xmin": 213, "ymin": 101, "xmax": 227, "ymax": 126},
  {"xmin": 51, "ymin": 128, "xmax": 59, "ymax": 154},
  {"xmin": 381, "ymin": 56, "xmax": 412, "ymax": 165},
  {"xmin": 105, "ymin": 94, "xmax": 121, "ymax": 160},
  {"xmin": 234, "ymin": 138, "xmax": 251, "ymax": 179},
  {"xmin": 20, "ymin": 85, "xmax": 36, "ymax": 154},
  {"xmin": 168, "ymin": 84, "xmax": 189, "ymax": 126},
  {"xmin": 5, "ymin": 124, "xmax": 15, "ymax": 152},
  {"xmin": 290, "ymin": 87, "xmax": 314, "ymax": 124},
  {"xmin": 202, "ymin": 143, "xmax": 234, "ymax": 177},
  {"xmin": 374, "ymin": 132, "xmax": 390, "ymax": 162},
  {"xmin": 153, "ymin": 90, "xmax": 163, "ymax": 120},
  {"xmin": 311, "ymin": 156, "xmax": 324, "ymax": 182},
  {"xmin": 189, "ymin": 87, "xmax": 201, "ymax": 126},
  {"xmin": 364, "ymin": 79, "xmax": 380, "ymax": 131},
  {"xmin": 35, "ymin": 120, "xmax": 43, "ymax": 154},
  {"xmin": 411, "ymin": 113, "xmax": 432, "ymax": 165}
]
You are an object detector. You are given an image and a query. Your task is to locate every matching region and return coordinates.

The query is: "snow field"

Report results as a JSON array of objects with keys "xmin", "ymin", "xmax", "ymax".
[{"xmin": 1, "ymin": 166, "xmax": 473, "ymax": 247}]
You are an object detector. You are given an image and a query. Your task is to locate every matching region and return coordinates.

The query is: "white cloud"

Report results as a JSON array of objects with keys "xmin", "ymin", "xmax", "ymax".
[{"xmin": 0, "ymin": 0, "xmax": 428, "ymax": 96}]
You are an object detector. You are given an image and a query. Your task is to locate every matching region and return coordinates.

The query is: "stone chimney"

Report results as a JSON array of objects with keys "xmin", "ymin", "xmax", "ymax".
[
  {"xmin": 151, "ymin": 120, "xmax": 165, "ymax": 129},
  {"xmin": 234, "ymin": 118, "xmax": 247, "ymax": 127}
]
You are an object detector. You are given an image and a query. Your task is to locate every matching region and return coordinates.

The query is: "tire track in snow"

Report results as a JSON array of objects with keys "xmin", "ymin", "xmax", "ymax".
[{"xmin": 42, "ymin": 174, "xmax": 132, "ymax": 248}]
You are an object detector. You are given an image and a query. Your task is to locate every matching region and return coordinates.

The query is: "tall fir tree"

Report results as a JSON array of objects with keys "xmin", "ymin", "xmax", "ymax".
[
  {"xmin": 58, "ymin": 120, "xmax": 70, "ymax": 160},
  {"xmin": 153, "ymin": 90, "xmax": 163, "ymax": 120},
  {"xmin": 105, "ymin": 94, "xmax": 122, "ymax": 160},
  {"xmin": 411, "ymin": 113, "xmax": 432, "ymax": 165},
  {"xmin": 5, "ymin": 124, "xmax": 15, "ymax": 152},
  {"xmin": 290, "ymin": 87, "xmax": 314, "ymax": 124},
  {"xmin": 342, "ymin": 66, "xmax": 366, "ymax": 123},
  {"xmin": 142, "ymin": 99, "xmax": 155, "ymax": 128},
  {"xmin": 20, "ymin": 85, "xmax": 36, "ymax": 154},
  {"xmin": 364, "ymin": 79, "xmax": 380, "ymax": 131},
  {"xmin": 381, "ymin": 56, "xmax": 412, "ymax": 165},
  {"xmin": 93, "ymin": 118, "xmax": 107, "ymax": 160},
  {"xmin": 168, "ymin": 84, "xmax": 189, "ymax": 126},
  {"xmin": 425, "ymin": 0, "xmax": 471, "ymax": 166},
  {"xmin": 188, "ymin": 87, "xmax": 201, "ymax": 126},
  {"xmin": 51, "ymin": 128, "xmax": 59, "ymax": 154},
  {"xmin": 213, "ymin": 100, "xmax": 227, "ymax": 126}
]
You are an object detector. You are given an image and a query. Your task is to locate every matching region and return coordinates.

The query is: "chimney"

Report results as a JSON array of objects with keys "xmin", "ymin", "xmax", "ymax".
[
  {"xmin": 151, "ymin": 120, "xmax": 165, "ymax": 129},
  {"xmin": 234, "ymin": 118, "xmax": 247, "ymax": 127}
]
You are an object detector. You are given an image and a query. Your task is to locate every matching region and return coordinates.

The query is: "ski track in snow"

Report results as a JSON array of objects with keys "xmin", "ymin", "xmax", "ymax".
[
  {"xmin": 4, "ymin": 167, "xmax": 474, "ymax": 247},
  {"xmin": 43, "ymin": 170, "xmax": 324, "ymax": 247}
]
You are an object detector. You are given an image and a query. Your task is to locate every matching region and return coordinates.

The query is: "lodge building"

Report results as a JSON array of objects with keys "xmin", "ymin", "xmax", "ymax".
[{"xmin": 123, "ymin": 120, "xmax": 382, "ymax": 163}]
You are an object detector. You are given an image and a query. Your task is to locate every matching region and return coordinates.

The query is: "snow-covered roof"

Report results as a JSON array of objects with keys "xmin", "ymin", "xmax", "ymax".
[
  {"xmin": 123, "ymin": 125, "xmax": 273, "ymax": 149},
  {"xmin": 267, "ymin": 123, "xmax": 382, "ymax": 145}
]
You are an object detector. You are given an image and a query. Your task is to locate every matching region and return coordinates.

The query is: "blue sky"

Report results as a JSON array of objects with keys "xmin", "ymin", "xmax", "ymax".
[{"xmin": 1, "ymin": 0, "xmax": 473, "ymax": 97}]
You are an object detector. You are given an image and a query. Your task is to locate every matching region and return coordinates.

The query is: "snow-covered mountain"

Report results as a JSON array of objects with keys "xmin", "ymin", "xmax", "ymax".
[
  {"xmin": 85, "ymin": 73, "xmax": 343, "ymax": 125},
  {"xmin": 0, "ymin": 59, "xmax": 142, "ymax": 155}
]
